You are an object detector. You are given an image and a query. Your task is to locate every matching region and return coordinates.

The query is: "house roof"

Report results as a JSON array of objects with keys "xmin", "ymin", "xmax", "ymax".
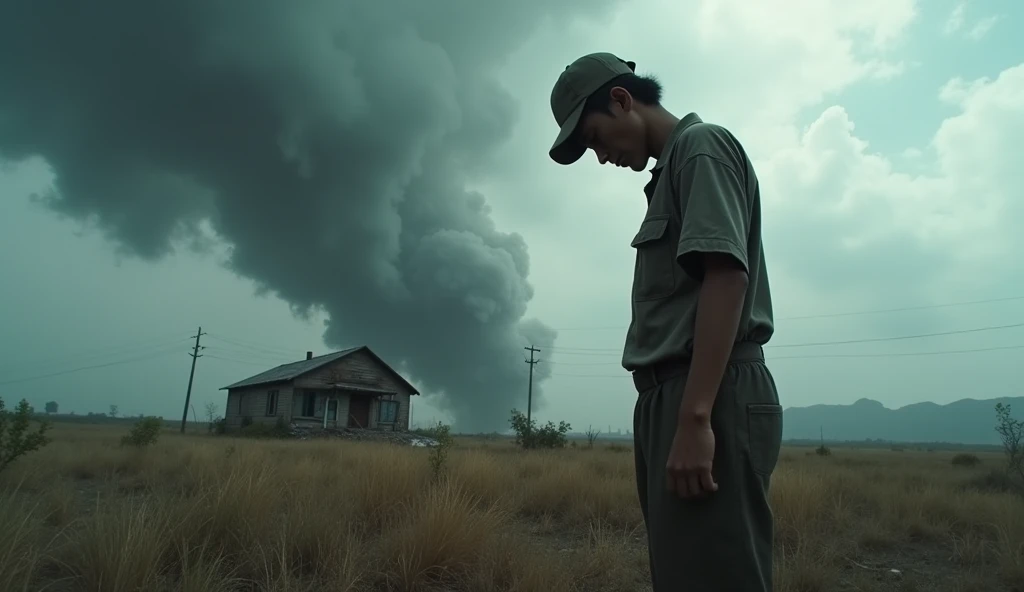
[{"xmin": 219, "ymin": 346, "xmax": 419, "ymax": 395}]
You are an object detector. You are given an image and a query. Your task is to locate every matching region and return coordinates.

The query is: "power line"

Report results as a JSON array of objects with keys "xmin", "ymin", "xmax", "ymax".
[
  {"xmin": 0, "ymin": 334, "xmax": 192, "ymax": 373},
  {"xmin": 534, "ymin": 320, "xmax": 1024, "ymax": 355},
  {"xmin": 769, "ymin": 344, "xmax": 1024, "ymax": 359},
  {"xmin": 204, "ymin": 333, "xmax": 309, "ymax": 358},
  {"xmin": 551, "ymin": 294, "xmax": 1024, "ymax": 331},
  {"xmin": 768, "ymin": 321, "xmax": 1024, "ymax": 349},
  {"xmin": 206, "ymin": 354, "xmax": 283, "ymax": 367},
  {"xmin": 204, "ymin": 346, "xmax": 294, "ymax": 364},
  {"xmin": 536, "ymin": 343, "xmax": 1024, "ymax": 377},
  {"xmin": 0, "ymin": 347, "xmax": 184, "ymax": 386}
]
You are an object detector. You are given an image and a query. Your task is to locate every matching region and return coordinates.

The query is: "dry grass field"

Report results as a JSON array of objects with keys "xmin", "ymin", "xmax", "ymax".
[{"xmin": 1, "ymin": 422, "xmax": 1023, "ymax": 592}]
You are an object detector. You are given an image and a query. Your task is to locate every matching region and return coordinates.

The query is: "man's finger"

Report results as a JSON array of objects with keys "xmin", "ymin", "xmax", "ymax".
[
  {"xmin": 675, "ymin": 473, "xmax": 690, "ymax": 499},
  {"xmin": 686, "ymin": 473, "xmax": 703, "ymax": 499},
  {"xmin": 699, "ymin": 469, "xmax": 719, "ymax": 493}
]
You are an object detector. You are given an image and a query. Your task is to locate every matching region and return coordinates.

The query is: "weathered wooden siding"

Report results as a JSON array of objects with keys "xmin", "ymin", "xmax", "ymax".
[
  {"xmin": 224, "ymin": 385, "xmax": 293, "ymax": 428},
  {"xmin": 293, "ymin": 349, "xmax": 416, "ymax": 396},
  {"xmin": 289, "ymin": 389, "xmax": 350, "ymax": 426},
  {"xmin": 367, "ymin": 393, "xmax": 411, "ymax": 430}
]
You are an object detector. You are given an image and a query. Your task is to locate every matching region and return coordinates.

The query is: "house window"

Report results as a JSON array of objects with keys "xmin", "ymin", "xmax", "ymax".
[
  {"xmin": 265, "ymin": 390, "xmax": 278, "ymax": 416},
  {"xmin": 302, "ymin": 391, "xmax": 317, "ymax": 417},
  {"xmin": 378, "ymin": 400, "xmax": 399, "ymax": 424}
]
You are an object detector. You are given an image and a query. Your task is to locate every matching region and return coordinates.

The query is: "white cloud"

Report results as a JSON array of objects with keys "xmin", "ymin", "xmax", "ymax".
[
  {"xmin": 943, "ymin": 1, "xmax": 998, "ymax": 39},
  {"xmin": 762, "ymin": 62, "xmax": 1024, "ymax": 293}
]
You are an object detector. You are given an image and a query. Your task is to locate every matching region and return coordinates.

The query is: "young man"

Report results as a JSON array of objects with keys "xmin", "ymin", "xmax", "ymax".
[{"xmin": 548, "ymin": 52, "xmax": 783, "ymax": 591}]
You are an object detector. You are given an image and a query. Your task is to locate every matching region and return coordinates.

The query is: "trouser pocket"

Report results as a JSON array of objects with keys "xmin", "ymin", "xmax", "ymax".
[{"xmin": 747, "ymin": 403, "xmax": 783, "ymax": 476}]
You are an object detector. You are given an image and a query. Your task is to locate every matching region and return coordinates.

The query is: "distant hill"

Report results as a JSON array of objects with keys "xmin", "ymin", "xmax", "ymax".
[{"xmin": 782, "ymin": 396, "xmax": 1023, "ymax": 446}]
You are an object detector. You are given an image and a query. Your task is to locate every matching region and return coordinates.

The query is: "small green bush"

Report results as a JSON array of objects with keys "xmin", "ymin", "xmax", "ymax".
[
  {"xmin": 427, "ymin": 422, "xmax": 453, "ymax": 479},
  {"xmin": 211, "ymin": 417, "xmax": 226, "ymax": 435},
  {"xmin": 509, "ymin": 409, "xmax": 571, "ymax": 450},
  {"xmin": 120, "ymin": 417, "xmax": 162, "ymax": 448},
  {"xmin": 0, "ymin": 397, "xmax": 52, "ymax": 473}
]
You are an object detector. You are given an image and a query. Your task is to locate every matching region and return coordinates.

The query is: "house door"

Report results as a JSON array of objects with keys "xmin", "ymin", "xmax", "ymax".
[
  {"xmin": 348, "ymin": 396, "xmax": 370, "ymax": 428},
  {"xmin": 327, "ymin": 399, "xmax": 338, "ymax": 422}
]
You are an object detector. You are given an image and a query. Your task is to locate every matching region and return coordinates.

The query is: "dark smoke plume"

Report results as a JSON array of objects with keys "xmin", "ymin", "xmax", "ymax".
[{"xmin": 0, "ymin": 1, "xmax": 610, "ymax": 431}]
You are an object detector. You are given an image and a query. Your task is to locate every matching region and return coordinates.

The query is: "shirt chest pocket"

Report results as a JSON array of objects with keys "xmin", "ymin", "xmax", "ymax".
[{"xmin": 630, "ymin": 215, "xmax": 678, "ymax": 302}]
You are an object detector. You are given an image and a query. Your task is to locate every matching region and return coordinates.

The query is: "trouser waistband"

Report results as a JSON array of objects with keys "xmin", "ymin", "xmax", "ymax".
[{"xmin": 631, "ymin": 341, "xmax": 765, "ymax": 394}]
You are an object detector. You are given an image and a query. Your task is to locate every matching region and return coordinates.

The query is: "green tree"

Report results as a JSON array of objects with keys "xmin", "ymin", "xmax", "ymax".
[
  {"xmin": 995, "ymin": 402, "xmax": 1024, "ymax": 482},
  {"xmin": 0, "ymin": 397, "xmax": 52, "ymax": 473}
]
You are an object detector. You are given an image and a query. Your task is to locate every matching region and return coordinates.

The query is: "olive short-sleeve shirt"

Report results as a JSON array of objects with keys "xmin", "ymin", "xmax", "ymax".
[{"xmin": 621, "ymin": 113, "xmax": 775, "ymax": 371}]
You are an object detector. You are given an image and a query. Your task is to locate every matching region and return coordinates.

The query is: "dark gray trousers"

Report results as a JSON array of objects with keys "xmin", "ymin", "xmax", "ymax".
[{"xmin": 632, "ymin": 344, "xmax": 783, "ymax": 591}]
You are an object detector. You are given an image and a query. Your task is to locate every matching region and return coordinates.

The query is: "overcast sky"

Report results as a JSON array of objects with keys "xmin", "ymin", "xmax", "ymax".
[{"xmin": 1, "ymin": 0, "xmax": 1022, "ymax": 434}]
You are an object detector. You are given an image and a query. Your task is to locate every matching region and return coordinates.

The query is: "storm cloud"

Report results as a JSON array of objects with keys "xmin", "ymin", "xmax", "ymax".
[{"xmin": 0, "ymin": 0, "xmax": 611, "ymax": 431}]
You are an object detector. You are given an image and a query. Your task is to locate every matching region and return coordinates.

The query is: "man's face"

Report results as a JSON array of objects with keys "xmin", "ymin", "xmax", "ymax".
[{"xmin": 575, "ymin": 88, "xmax": 648, "ymax": 172}]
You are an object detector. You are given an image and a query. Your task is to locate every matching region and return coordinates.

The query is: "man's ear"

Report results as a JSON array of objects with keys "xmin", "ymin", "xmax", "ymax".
[{"xmin": 609, "ymin": 86, "xmax": 632, "ymax": 113}]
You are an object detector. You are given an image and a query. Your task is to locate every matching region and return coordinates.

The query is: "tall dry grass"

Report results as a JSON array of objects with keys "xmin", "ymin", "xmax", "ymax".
[{"xmin": 0, "ymin": 422, "xmax": 1021, "ymax": 591}]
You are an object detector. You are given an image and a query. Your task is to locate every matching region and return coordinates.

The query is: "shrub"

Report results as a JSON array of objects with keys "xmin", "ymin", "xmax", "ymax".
[
  {"xmin": 815, "ymin": 445, "xmax": 832, "ymax": 457},
  {"xmin": 995, "ymin": 402, "xmax": 1024, "ymax": 482},
  {"xmin": 211, "ymin": 417, "xmax": 226, "ymax": 435},
  {"xmin": 509, "ymin": 409, "xmax": 571, "ymax": 450},
  {"xmin": 952, "ymin": 453, "xmax": 982, "ymax": 468},
  {"xmin": 0, "ymin": 397, "xmax": 52, "ymax": 473},
  {"xmin": 428, "ymin": 422, "xmax": 453, "ymax": 479},
  {"xmin": 120, "ymin": 417, "xmax": 162, "ymax": 448}
]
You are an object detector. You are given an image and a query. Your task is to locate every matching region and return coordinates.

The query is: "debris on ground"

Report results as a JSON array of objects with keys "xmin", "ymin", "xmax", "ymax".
[{"xmin": 288, "ymin": 424, "xmax": 439, "ymax": 447}]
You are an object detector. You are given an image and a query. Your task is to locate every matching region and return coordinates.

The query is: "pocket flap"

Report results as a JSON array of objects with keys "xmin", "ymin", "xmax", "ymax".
[
  {"xmin": 748, "ymin": 404, "xmax": 783, "ymax": 415},
  {"xmin": 630, "ymin": 217, "xmax": 669, "ymax": 248}
]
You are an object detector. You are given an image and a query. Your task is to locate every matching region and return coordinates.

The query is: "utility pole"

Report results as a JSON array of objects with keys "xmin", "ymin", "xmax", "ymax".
[
  {"xmin": 180, "ymin": 326, "xmax": 206, "ymax": 434},
  {"xmin": 524, "ymin": 346, "xmax": 540, "ymax": 432}
]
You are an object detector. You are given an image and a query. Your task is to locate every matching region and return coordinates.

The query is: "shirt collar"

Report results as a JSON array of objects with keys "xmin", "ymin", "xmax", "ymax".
[{"xmin": 651, "ymin": 112, "xmax": 703, "ymax": 171}]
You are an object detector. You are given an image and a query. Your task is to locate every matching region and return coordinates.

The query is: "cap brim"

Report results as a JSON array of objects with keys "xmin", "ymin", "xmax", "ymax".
[{"xmin": 548, "ymin": 100, "xmax": 587, "ymax": 165}]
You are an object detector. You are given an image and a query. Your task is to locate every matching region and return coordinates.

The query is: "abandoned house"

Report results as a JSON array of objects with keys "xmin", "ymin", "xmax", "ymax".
[{"xmin": 220, "ymin": 346, "xmax": 418, "ymax": 431}]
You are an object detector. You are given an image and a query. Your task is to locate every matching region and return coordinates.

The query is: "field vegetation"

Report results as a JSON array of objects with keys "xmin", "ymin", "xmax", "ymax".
[{"xmin": 1, "ymin": 411, "xmax": 1023, "ymax": 591}]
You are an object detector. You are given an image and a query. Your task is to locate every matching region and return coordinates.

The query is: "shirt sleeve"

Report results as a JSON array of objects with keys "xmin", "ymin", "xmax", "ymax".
[{"xmin": 674, "ymin": 153, "xmax": 750, "ymax": 280}]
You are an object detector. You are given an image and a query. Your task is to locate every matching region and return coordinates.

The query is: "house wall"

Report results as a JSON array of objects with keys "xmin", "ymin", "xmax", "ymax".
[
  {"xmin": 367, "ymin": 393, "xmax": 411, "ymax": 430},
  {"xmin": 224, "ymin": 385, "xmax": 293, "ymax": 429}
]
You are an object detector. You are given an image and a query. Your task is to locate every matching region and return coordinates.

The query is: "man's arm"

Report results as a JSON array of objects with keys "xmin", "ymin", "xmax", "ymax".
[
  {"xmin": 678, "ymin": 254, "xmax": 748, "ymax": 426},
  {"xmin": 675, "ymin": 151, "xmax": 752, "ymax": 423},
  {"xmin": 665, "ymin": 148, "xmax": 751, "ymax": 499}
]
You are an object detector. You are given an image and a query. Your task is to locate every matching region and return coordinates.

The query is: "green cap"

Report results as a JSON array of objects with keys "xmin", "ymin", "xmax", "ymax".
[{"xmin": 548, "ymin": 52, "xmax": 636, "ymax": 165}]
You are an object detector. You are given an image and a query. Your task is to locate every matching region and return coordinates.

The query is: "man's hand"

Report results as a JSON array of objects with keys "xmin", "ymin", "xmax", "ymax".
[{"xmin": 666, "ymin": 414, "xmax": 718, "ymax": 500}]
